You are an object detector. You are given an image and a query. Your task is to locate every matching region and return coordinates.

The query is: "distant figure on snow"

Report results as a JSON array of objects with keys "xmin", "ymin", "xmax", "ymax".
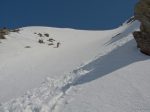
[{"xmin": 56, "ymin": 42, "xmax": 61, "ymax": 48}]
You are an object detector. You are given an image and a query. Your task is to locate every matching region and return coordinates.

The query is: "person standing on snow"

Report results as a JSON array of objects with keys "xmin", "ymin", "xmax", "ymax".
[{"xmin": 56, "ymin": 42, "xmax": 61, "ymax": 48}]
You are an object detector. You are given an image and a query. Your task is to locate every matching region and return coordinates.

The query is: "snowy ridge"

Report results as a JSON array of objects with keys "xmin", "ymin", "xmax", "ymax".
[{"xmin": 0, "ymin": 23, "xmax": 137, "ymax": 112}]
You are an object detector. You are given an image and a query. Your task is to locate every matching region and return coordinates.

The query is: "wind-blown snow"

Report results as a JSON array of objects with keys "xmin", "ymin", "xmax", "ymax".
[{"xmin": 0, "ymin": 20, "xmax": 150, "ymax": 112}]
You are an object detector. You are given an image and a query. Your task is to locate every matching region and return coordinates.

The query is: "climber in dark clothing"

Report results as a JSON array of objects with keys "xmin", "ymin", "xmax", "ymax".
[{"xmin": 56, "ymin": 42, "xmax": 61, "ymax": 48}]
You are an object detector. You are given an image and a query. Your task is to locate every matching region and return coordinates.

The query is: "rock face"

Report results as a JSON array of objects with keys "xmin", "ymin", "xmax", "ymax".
[
  {"xmin": 0, "ymin": 28, "xmax": 9, "ymax": 39},
  {"xmin": 133, "ymin": 0, "xmax": 150, "ymax": 55}
]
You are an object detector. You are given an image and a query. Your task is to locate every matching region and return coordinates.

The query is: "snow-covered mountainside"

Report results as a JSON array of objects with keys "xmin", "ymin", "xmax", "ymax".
[{"xmin": 0, "ymin": 20, "xmax": 150, "ymax": 112}]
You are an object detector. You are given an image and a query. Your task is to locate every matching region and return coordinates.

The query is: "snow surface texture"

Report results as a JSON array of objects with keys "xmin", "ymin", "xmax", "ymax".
[{"xmin": 0, "ymin": 20, "xmax": 150, "ymax": 112}]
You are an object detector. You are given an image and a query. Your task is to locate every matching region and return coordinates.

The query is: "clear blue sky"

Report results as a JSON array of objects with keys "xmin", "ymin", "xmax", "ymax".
[{"xmin": 0, "ymin": 0, "xmax": 138, "ymax": 30}]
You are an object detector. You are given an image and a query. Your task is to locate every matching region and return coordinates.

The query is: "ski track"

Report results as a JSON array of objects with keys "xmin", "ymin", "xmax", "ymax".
[{"xmin": 0, "ymin": 31, "xmax": 133, "ymax": 112}]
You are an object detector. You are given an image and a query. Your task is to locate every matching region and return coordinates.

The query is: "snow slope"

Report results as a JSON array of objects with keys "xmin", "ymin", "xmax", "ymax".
[
  {"xmin": 0, "ymin": 26, "xmax": 115, "ymax": 102},
  {"xmin": 0, "ymin": 20, "xmax": 150, "ymax": 112}
]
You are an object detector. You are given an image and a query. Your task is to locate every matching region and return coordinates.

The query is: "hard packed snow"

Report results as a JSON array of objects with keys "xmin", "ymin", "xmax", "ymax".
[{"xmin": 0, "ymin": 20, "xmax": 150, "ymax": 112}]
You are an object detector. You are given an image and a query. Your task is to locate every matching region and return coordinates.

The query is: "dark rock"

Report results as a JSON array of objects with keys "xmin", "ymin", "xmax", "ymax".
[
  {"xmin": 38, "ymin": 39, "xmax": 44, "ymax": 44},
  {"xmin": 44, "ymin": 33, "xmax": 49, "ymax": 37},
  {"xmin": 133, "ymin": 31, "xmax": 150, "ymax": 55},
  {"xmin": 133, "ymin": 0, "xmax": 150, "ymax": 55},
  {"xmin": 0, "ymin": 28, "xmax": 9, "ymax": 39},
  {"xmin": 47, "ymin": 38, "xmax": 55, "ymax": 42},
  {"xmin": 48, "ymin": 43, "xmax": 54, "ymax": 46},
  {"xmin": 25, "ymin": 46, "xmax": 31, "ymax": 48},
  {"xmin": 38, "ymin": 33, "xmax": 43, "ymax": 37},
  {"xmin": 0, "ymin": 35, "xmax": 6, "ymax": 39}
]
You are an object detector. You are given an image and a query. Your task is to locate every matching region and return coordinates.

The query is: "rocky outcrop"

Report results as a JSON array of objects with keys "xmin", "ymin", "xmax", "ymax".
[
  {"xmin": 0, "ymin": 28, "xmax": 9, "ymax": 39},
  {"xmin": 133, "ymin": 0, "xmax": 150, "ymax": 55}
]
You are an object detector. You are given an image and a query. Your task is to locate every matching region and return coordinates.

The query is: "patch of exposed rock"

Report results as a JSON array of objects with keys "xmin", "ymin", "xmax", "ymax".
[
  {"xmin": 133, "ymin": 0, "xmax": 150, "ymax": 55},
  {"xmin": 0, "ymin": 28, "xmax": 9, "ymax": 39}
]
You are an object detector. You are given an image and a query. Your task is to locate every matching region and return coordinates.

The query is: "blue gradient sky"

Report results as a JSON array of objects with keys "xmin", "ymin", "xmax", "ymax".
[{"xmin": 0, "ymin": 0, "xmax": 138, "ymax": 29}]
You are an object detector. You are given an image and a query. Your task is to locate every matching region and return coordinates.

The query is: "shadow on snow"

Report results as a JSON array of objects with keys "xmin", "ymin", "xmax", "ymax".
[{"xmin": 73, "ymin": 39, "xmax": 149, "ymax": 85}]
